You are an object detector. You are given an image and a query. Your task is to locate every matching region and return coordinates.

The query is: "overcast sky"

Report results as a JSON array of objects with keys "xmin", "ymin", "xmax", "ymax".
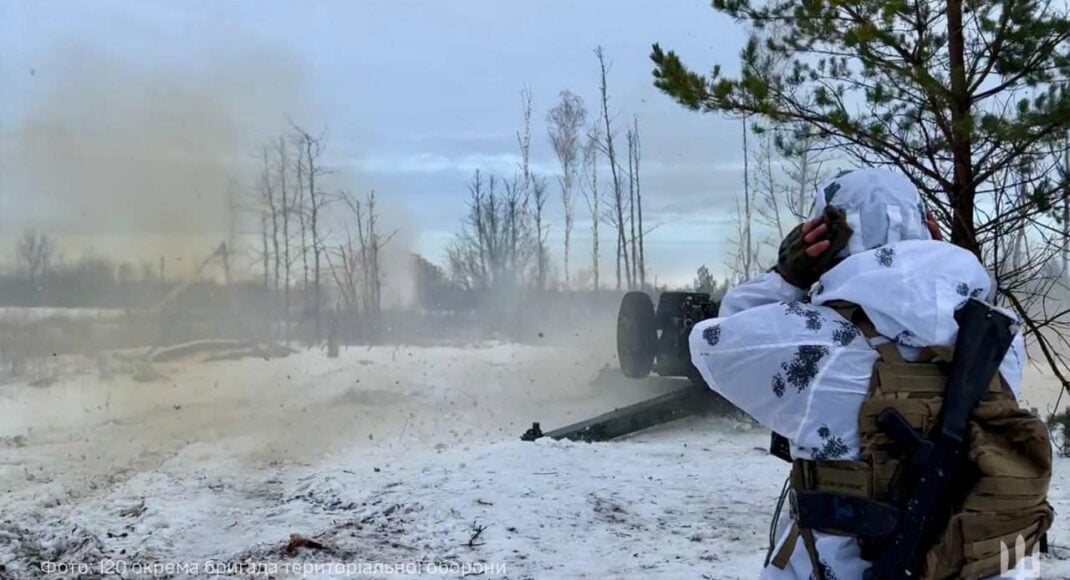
[{"xmin": 0, "ymin": 0, "xmax": 758, "ymax": 285}]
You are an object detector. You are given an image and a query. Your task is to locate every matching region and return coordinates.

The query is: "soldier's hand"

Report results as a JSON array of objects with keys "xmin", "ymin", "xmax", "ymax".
[
  {"xmin": 775, "ymin": 205, "xmax": 853, "ymax": 289},
  {"xmin": 800, "ymin": 218, "xmax": 832, "ymax": 257}
]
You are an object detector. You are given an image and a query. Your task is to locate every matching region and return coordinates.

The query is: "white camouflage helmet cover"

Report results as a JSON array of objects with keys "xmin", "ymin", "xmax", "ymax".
[{"xmin": 811, "ymin": 168, "xmax": 933, "ymax": 256}]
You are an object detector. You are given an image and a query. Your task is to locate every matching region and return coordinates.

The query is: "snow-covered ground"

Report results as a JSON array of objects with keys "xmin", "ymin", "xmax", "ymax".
[{"xmin": 1, "ymin": 342, "xmax": 1069, "ymax": 579}]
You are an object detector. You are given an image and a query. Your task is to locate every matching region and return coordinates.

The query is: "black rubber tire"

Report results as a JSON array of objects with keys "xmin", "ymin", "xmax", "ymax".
[{"xmin": 617, "ymin": 291, "xmax": 658, "ymax": 379}]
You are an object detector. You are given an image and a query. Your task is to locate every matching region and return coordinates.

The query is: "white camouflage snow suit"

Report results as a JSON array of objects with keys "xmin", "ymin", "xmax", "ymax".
[{"xmin": 688, "ymin": 169, "xmax": 1033, "ymax": 579}]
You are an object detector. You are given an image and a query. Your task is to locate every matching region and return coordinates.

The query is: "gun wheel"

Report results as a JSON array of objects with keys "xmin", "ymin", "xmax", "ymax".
[{"xmin": 617, "ymin": 291, "xmax": 657, "ymax": 379}]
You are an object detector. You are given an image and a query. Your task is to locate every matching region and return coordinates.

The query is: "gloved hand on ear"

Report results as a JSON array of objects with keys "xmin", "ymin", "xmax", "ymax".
[{"xmin": 775, "ymin": 205, "xmax": 853, "ymax": 289}]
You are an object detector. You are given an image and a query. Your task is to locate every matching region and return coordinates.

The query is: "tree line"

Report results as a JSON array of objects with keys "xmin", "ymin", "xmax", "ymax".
[
  {"xmin": 0, "ymin": 230, "xmax": 254, "ymax": 310},
  {"xmin": 246, "ymin": 123, "xmax": 395, "ymax": 342},
  {"xmin": 447, "ymin": 47, "xmax": 650, "ymax": 295},
  {"xmin": 3, "ymin": 121, "xmax": 397, "ymax": 345}
]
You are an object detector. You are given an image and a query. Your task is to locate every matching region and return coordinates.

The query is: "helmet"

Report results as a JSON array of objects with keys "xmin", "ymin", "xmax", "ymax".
[{"xmin": 812, "ymin": 168, "xmax": 932, "ymax": 256}]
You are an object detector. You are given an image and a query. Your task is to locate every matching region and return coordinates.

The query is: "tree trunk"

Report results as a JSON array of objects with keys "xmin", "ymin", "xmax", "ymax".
[
  {"xmin": 220, "ymin": 242, "xmax": 231, "ymax": 286},
  {"xmin": 742, "ymin": 119, "xmax": 753, "ymax": 279},
  {"xmin": 354, "ymin": 200, "xmax": 368, "ymax": 312},
  {"xmin": 260, "ymin": 214, "xmax": 269, "ymax": 287},
  {"xmin": 634, "ymin": 118, "xmax": 645, "ymax": 289},
  {"xmin": 1063, "ymin": 142, "xmax": 1069, "ymax": 276},
  {"xmin": 369, "ymin": 193, "xmax": 382, "ymax": 315},
  {"xmin": 592, "ymin": 159, "xmax": 600, "ymax": 291},
  {"xmin": 481, "ymin": 177, "xmax": 490, "ymax": 286},
  {"xmin": 564, "ymin": 216, "xmax": 571, "ymax": 289},
  {"xmin": 295, "ymin": 152, "xmax": 310, "ymax": 316},
  {"xmin": 278, "ymin": 137, "xmax": 291, "ymax": 341},
  {"xmin": 947, "ymin": 0, "xmax": 979, "ymax": 257},
  {"xmin": 597, "ymin": 47, "xmax": 630, "ymax": 290},
  {"xmin": 264, "ymin": 150, "xmax": 281, "ymax": 292},
  {"xmin": 306, "ymin": 139, "xmax": 322, "ymax": 342},
  {"xmin": 765, "ymin": 134, "xmax": 783, "ymax": 239},
  {"xmin": 628, "ymin": 130, "xmax": 638, "ymax": 290},
  {"xmin": 536, "ymin": 215, "xmax": 545, "ymax": 290}
]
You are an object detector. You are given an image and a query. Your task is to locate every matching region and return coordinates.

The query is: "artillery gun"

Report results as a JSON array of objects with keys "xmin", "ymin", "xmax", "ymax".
[{"xmin": 521, "ymin": 291, "xmax": 725, "ymax": 443}]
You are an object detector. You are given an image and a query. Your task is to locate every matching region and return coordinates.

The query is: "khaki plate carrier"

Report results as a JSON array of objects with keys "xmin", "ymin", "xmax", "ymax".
[{"xmin": 772, "ymin": 302, "xmax": 1053, "ymax": 580}]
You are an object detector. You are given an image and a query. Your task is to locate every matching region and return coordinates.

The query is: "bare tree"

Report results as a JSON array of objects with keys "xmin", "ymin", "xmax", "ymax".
[
  {"xmin": 223, "ymin": 182, "xmax": 240, "ymax": 285},
  {"xmin": 16, "ymin": 230, "xmax": 55, "ymax": 290},
  {"xmin": 517, "ymin": 87, "xmax": 533, "ymax": 202},
  {"xmin": 469, "ymin": 170, "xmax": 489, "ymax": 286},
  {"xmin": 502, "ymin": 174, "xmax": 529, "ymax": 286},
  {"xmin": 292, "ymin": 139, "xmax": 311, "ymax": 310},
  {"xmin": 513, "ymin": 88, "xmax": 535, "ymax": 288},
  {"xmin": 547, "ymin": 90, "xmax": 587, "ymax": 290},
  {"xmin": 594, "ymin": 46, "xmax": 630, "ymax": 290},
  {"xmin": 334, "ymin": 191, "xmax": 398, "ymax": 317},
  {"xmin": 722, "ymin": 120, "xmax": 763, "ymax": 282},
  {"xmin": 291, "ymin": 124, "xmax": 331, "ymax": 342},
  {"xmin": 776, "ymin": 124, "xmax": 826, "ymax": 223},
  {"xmin": 626, "ymin": 117, "xmax": 647, "ymax": 289},
  {"xmin": 753, "ymin": 128, "xmax": 783, "ymax": 245},
  {"xmin": 751, "ymin": 123, "xmax": 832, "ymax": 262},
  {"xmin": 531, "ymin": 174, "xmax": 550, "ymax": 290},
  {"xmin": 360, "ymin": 192, "xmax": 397, "ymax": 315},
  {"xmin": 739, "ymin": 119, "xmax": 756, "ymax": 279},
  {"xmin": 630, "ymin": 116, "xmax": 646, "ymax": 289},
  {"xmin": 727, "ymin": 194, "xmax": 764, "ymax": 283},
  {"xmin": 329, "ymin": 230, "xmax": 361, "ymax": 313},
  {"xmin": 446, "ymin": 165, "xmax": 541, "ymax": 292},
  {"xmin": 258, "ymin": 146, "xmax": 282, "ymax": 292},
  {"xmin": 1058, "ymin": 133, "xmax": 1070, "ymax": 277},
  {"xmin": 449, "ymin": 171, "xmax": 510, "ymax": 290},
  {"xmin": 627, "ymin": 125, "xmax": 638, "ymax": 288},
  {"xmin": 258, "ymin": 211, "xmax": 270, "ymax": 287},
  {"xmin": 452, "ymin": 90, "xmax": 538, "ymax": 291},
  {"xmin": 580, "ymin": 129, "xmax": 601, "ymax": 290},
  {"xmin": 275, "ymin": 136, "xmax": 294, "ymax": 338},
  {"xmin": 450, "ymin": 171, "xmax": 488, "ymax": 290}
]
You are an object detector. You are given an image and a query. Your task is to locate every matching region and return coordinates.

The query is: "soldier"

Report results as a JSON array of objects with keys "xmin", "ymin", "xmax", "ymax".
[{"xmin": 689, "ymin": 168, "xmax": 1051, "ymax": 579}]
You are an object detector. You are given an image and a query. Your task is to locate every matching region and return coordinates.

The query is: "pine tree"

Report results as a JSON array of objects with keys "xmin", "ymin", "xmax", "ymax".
[
  {"xmin": 651, "ymin": 0, "xmax": 1070, "ymax": 256},
  {"xmin": 652, "ymin": 0, "xmax": 1070, "ymax": 403}
]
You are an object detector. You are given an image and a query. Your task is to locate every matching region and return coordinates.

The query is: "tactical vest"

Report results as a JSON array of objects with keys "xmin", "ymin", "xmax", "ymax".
[{"xmin": 771, "ymin": 302, "xmax": 1053, "ymax": 580}]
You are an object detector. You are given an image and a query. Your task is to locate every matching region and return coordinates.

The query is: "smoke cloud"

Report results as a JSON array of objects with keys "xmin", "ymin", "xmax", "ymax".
[{"xmin": 0, "ymin": 43, "xmax": 308, "ymax": 272}]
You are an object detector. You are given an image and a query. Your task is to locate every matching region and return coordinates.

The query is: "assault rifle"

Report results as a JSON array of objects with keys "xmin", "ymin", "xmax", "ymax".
[{"xmin": 864, "ymin": 298, "xmax": 1017, "ymax": 580}]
